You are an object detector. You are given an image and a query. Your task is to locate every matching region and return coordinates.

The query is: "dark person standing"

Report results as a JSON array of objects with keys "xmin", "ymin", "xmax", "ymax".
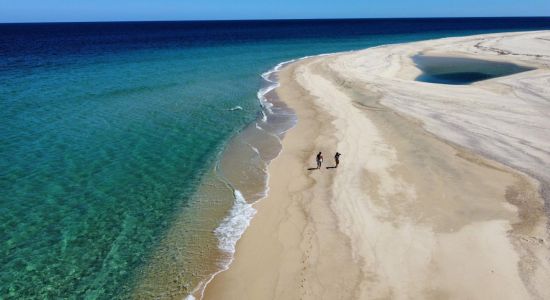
[
  {"xmin": 334, "ymin": 152, "xmax": 341, "ymax": 168},
  {"xmin": 316, "ymin": 152, "xmax": 323, "ymax": 169}
]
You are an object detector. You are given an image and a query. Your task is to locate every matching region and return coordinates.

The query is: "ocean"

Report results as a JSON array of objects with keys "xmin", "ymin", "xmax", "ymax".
[{"xmin": 1, "ymin": 18, "xmax": 549, "ymax": 299}]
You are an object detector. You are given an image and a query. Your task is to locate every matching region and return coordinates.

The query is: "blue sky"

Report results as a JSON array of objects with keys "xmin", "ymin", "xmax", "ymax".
[{"xmin": 1, "ymin": 0, "xmax": 549, "ymax": 23}]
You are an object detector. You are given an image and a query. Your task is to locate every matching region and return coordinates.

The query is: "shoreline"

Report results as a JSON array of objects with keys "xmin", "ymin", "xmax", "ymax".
[
  {"xmin": 184, "ymin": 58, "xmax": 302, "ymax": 300},
  {"xmin": 186, "ymin": 53, "xmax": 344, "ymax": 299},
  {"xmin": 203, "ymin": 31, "xmax": 550, "ymax": 299},
  {"xmin": 132, "ymin": 58, "xmax": 301, "ymax": 300}
]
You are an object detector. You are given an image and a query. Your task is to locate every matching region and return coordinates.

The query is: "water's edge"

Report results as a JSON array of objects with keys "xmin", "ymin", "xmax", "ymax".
[
  {"xmin": 185, "ymin": 54, "xmax": 341, "ymax": 299},
  {"xmin": 184, "ymin": 58, "xmax": 298, "ymax": 300}
]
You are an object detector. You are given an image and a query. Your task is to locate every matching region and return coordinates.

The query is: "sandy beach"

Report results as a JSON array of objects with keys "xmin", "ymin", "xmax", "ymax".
[{"xmin": 203, "ymin": 31, "xmax": 550, "ymax": 299}]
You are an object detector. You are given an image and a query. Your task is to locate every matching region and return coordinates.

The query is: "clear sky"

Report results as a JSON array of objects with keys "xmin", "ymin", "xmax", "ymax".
[{"xmin": 1, "ymin": 0, "xmax": 549, "ymax": 23}]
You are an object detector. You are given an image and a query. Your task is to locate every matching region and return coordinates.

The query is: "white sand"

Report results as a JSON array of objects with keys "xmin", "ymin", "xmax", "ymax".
[{"xmin": 203, "ymin": 31, "xmax": 550, "ymax": 300}]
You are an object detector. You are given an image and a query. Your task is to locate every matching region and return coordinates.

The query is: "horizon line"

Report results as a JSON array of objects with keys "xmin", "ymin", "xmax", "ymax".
[{"xmin": 2, "ymin": 15, "xmax": 549, "ymax": 25}]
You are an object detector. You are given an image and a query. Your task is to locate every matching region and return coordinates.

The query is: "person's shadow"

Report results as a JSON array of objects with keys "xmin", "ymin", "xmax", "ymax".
[{"xmin": 307, "ymin": 166, "xmax": 337, "ymax": 170}]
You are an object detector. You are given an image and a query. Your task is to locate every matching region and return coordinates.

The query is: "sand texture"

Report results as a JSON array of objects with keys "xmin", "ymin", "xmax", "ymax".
[{"xmin": 203, "ymin": 31, "xmax": 550, "ymax": 300}]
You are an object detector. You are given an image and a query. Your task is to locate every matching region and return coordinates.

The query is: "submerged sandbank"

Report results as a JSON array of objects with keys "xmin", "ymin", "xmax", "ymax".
[{"xmin": 204, "ymin": 31, "xmax": 550, "ymax": 299}]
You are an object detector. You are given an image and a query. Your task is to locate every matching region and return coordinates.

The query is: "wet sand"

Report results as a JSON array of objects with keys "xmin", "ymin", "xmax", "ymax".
[{"xmin": 203, "ymin": 31, "xmax": 550, "ymax": 299}]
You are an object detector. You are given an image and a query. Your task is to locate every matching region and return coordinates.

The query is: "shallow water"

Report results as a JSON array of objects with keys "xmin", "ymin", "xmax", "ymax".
[
  {"xmin": 2, "ymin": 18, "xmax": 550, "ymax": 299},
  {"xmin": 413, "ymin": 55, "xmax": 534, "ymax": 84}
]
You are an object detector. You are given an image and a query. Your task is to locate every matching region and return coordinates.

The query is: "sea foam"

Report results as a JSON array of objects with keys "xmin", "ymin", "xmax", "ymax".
[
  {"xmin": 184, "ymin": 190, "xmax": 256, "ymax": 300},
  {"xmin": 213, "ymin": 190, "xmax": 256, "ymax": 254}
]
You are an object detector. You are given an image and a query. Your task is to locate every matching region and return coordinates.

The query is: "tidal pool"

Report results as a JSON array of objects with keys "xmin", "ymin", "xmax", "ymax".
[{"xmin": 414, "ymin": 55, "xmax": 534, "ymax": 85}]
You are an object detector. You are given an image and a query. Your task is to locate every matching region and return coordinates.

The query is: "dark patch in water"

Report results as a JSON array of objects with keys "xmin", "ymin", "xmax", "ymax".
[{"xmin": 414, "ymin": 55, "xmax": 534, "ymax": 85}]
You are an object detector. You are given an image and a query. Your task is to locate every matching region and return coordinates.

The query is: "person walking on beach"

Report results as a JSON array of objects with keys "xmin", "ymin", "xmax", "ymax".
[
  {"xmin": 316, "ymin": 152, "xmax": 323, "ymax": 169},
  {"xmin": 334, "ymin": 152, "xmax": 341, "ymax": 168}
]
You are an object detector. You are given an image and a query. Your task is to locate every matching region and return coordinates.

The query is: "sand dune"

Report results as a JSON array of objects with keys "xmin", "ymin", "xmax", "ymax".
[{"xmin": 203, "ymin": 31, "xmax": 550, "ymax": 299}]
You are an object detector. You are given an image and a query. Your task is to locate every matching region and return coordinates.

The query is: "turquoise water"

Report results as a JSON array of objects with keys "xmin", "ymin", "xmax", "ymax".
[{"xmin": 2, "ymin": 19, "xmax": 550, "ymax": 299}]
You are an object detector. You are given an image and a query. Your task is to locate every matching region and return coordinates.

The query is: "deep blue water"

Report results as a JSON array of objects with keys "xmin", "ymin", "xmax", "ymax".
[{"xmin": 1, "ymin": 18, "xmax": 550, "ymax": 299}]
